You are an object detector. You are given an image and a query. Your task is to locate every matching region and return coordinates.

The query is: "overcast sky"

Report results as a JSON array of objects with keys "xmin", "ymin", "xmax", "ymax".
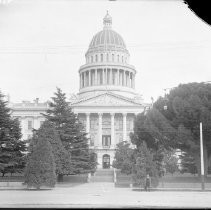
[{"xmin": 0, "ymin": 0, "xmax": 211, "ymax": 103}]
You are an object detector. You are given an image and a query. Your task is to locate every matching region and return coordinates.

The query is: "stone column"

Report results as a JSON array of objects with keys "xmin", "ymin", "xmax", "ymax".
[
  {"xmin": 103, "ymin": 69, "xmax": 105, "ymax": 84},
  {"xmin": 127, "ymin": 72, "xmax": 129, "ymax": 87},
  {"xmin": 98, "ymin": 113, "xmax": 103, "ymax": 147},
  {"xmin": 101, "ymin": 69, "xmax": 103, "ymax": 85},
  {"xmin": 86, "ymin": 113, "xmax": 90, "ymax": 145},
  {"xmin": 122, "ymin": 70, "xmax": 124, "ymax": 86},
  {"xmin": 81, "ymin": 72, "xmax": 84, "ymax": 87},
  {"xmin": 111, "ymin": 113, "xmax": 115, "ymax": 148},
  {"xmin": 105, "ymin": 68, "xmax": 107, "ymax": 84},
  {"xmin": 132, "ymin": 73, "xmax": 135, "ymax": 88},
  {"xmin": 114, "ymin": 69, "xmax": 117, "ymax": 85},
  {"xmin": 95, "ymin": 69, "xmax": 97, "ymax": 85},
  {"xmin": 110, "ymin": 69, "xmax": 112, "ymax": 85},
  {"xmin": 88, "ymin": 70, "xmax": 91, "ymax": 86},
  {"xmin": 123, "ymin": 113, "xmax": 127, "ymax": 141},
  {"xmin": 117, "ymin": 69, "xmax": 120, "ymax": 85},
  {"xmin": 85, "ymin": 72, "xmax": 87, "ymax": 87},
  {"xmin": 131, "ymin": 73, "xmax": 133, "ymax": 88},
  {"xmin": 33, "ymin": 117, "xmax": 40, "ymax": 130},
  {"xmin": 124, "ymin": 71, "xmax": 127, "ymax": 86}
]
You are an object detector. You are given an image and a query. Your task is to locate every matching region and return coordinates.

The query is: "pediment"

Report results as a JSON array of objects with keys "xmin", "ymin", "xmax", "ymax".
[{"xmin": 71, "ymin": 93, "xmax": 142, "ymax": 107}]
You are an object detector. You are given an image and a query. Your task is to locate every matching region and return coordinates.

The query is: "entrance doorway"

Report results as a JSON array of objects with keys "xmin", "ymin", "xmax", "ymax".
[{"xmin": 102, "ymin": 154, "xmax": 110, "ymax": 169}]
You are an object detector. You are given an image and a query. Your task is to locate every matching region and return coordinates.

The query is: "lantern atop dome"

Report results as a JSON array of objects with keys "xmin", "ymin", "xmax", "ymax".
[{"xmin": 103, "ymin": 11, "xmax": 112, "ymax": 29}]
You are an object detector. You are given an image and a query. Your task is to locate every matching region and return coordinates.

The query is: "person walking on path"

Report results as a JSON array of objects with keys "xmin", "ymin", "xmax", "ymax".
[{"xmin": 144, "ymin": 174, "xmax": 151, "ymax": 191}]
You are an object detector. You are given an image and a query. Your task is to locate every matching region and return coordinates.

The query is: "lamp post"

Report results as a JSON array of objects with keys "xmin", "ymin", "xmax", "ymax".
[{"xmin": 200, "ymin": 122, "xmax": 205, "ymax": 190}]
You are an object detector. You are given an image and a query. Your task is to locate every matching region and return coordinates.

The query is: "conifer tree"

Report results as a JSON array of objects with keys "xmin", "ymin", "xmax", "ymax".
[
  {"xmin": 132, "ymin": 142, "xmax": 159, "ymax": 188},
  {"xmin": 43, "ymin": 88, "xmax": 97, "ymax": 174},
  {"xmin": 39, "ymin": 121, "xmax": 72, "ymax": 181},
  {"xmin": 24, "ymin": 129, "xmax": 56, "ymax": 189},
  {"xmin": 0, "ymin": 91, "xmax": 26, "ymax": 176},
  {"xmin": 113, "ymin": 141, "xmax": 134, "ymax": 175}
]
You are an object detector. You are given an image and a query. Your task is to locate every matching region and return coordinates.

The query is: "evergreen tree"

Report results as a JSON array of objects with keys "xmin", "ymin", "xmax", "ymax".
[
  {"xmin": 24, "ymin": 129, "xmax": 56, "ymax": 189},
  {"xmin": 43, "ymin": 88, "xmax": 97, "ymax": 174},
  {"xmin": 39, "ymin": 121, "xmax": 72, "ymax": 181},
  {"xmin": 164, "ymin": 154, "xmax": 179, "ymax": 175},
  {"xmin": 153, "ymin": 82, "xmax": 211, "ymax": 176},
  {"xmin": 0, "ymin": 91, "xmax": 26, "ymax": 176},
  {"xmin": 132, "ymin": 142, "xmax": 159, "ymax": 188},
  {"xmin": 131, "ymin": 82, "xmax": 211, "ymax": 177},
  {"xmin": 113, "ymin": 141, "xmax": 134, "ymax": 175},
  {"xmin": 179, "ymin": 152, "xmax": 198, "ymax": 175}
]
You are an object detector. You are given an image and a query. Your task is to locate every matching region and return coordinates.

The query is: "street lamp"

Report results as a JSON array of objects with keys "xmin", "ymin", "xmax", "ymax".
[{"xmin": 200, "ymin": 122, "xmax": 205, "ymax": 191}]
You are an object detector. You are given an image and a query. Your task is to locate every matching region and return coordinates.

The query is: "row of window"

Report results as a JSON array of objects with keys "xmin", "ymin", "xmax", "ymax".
[
  {"xmin": 80, "ymin": 117, "xmax": 134, "ymax": 130},
  {"xmin": 87, "ymin": 53, "xmax": 127, "ymax": 63},
  {"xmin": 90, "ymin": 134, "xmax": 129, "ymax": 147}
]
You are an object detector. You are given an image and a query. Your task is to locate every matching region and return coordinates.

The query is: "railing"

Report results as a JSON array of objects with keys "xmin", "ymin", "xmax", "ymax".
[{"xmin": 102, "ymin": 145, "xmax": 110, "ymax": 149}]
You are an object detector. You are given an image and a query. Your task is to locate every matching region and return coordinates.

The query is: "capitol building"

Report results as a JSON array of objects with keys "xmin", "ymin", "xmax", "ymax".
[{"xmin": 11, "ymin": 12, "xmax": 148, "ymax": 169}]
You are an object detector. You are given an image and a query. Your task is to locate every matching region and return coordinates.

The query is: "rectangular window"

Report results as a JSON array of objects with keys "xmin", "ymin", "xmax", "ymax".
[
  {"xmin": 28, "ymin": 120, "xmax": 32, "ymax": 130},
  {"xmin": 115, "ymin": 117, "xmax": 123, "ymax": 130},
  {"xmin": 101, "ymin": 54, "xmax": 103, "ymax": 62},
  {"xmin": 102, "ymin": 135, "xmax": 111, "ymax": 146}
]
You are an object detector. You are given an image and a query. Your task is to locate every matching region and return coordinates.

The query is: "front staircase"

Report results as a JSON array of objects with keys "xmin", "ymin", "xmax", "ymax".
[{"xmin": 90, "ymin": 169, "xmax": 114, "ymax": 182}]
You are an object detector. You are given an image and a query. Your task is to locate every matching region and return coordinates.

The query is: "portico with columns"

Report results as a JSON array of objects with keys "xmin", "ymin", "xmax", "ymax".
[
  {"xmin": 71, "ymin": 92, "xmax": 146, "ymax": 169},
  {"xmin": 70, "ymin": 12, "xmax": 148, "ymax": 169}
]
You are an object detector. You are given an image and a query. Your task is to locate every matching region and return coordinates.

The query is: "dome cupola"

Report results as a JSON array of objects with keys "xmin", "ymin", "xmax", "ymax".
[{"xmin": 103, "ymin": 10, "xmax": 112, "ymax": 29}]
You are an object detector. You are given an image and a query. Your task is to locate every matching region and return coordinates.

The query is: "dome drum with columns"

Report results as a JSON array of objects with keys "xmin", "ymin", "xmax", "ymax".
[{"xmin": 70, "ymin": 12, "xmax": 148, "ymax": 169}]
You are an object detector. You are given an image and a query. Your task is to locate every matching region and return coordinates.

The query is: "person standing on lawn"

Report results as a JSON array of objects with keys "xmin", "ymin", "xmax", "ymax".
[{"xmin": 145, "ymin": 174, "xmax": 151, "ymax": 191}]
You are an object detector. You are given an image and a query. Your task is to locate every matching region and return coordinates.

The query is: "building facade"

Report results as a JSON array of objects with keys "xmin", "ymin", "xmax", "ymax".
[{"xmin": 11, "ymin": 12, "xmax": 148, "ymax": 169}]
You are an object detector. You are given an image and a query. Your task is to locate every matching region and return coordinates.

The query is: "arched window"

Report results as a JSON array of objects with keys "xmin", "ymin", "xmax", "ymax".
[
  {"xmin": 112, "ymin": 54, "xmax": 114, "ymax": 62},
  {"xmin": 91, "ymin": 56, "xmax": 93, "ymax": 63},
  {"xmin": 101, "ymin": 54, "xmax": 103, "ymax": 62},
  {"xmin": 122, "ymin": 56, "xmax": 124, "ymax": 63},
  {"xmin": 117, "ymin": 55, "xmax": 119, "ymax": 62},
  {"xmin": 95, "ymin": 55, "xmax": 98, "ymax": 62}
]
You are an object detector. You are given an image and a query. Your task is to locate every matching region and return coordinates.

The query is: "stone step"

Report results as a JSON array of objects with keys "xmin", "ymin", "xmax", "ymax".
[
  {"xmin": 95, "ymin": 172, "xmax": 113, "ymax": 176},
  {"xmin": 90, "ymin": 176, "xmax": 114, "ymax": 182},
  {"xmin": 95, "ymin": 170, "xmax": 114, "ymax": 176}
]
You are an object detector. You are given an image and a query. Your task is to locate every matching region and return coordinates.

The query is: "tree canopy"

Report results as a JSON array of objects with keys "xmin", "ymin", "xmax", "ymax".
[
  {"xmin": 112, "ymin": 141, "xmax": 134, "ymax": 175},
  {"xmin": 24, "ymin": 129, "xmax": 56, "ymax": 189},
  {"xmin": 28, "ymin": 121, "xmax": 72, "ymax": 181},
  {"xmin": 132, "ymin": 82, "xmax": 211, "ymax": 176},
  {"xmin": 43, "ymin": 88, "xmax": 97, "ymax": 174},
  {"xmin": 0, "ymin": 91, "xmax": 26, "ymax": 176}
]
